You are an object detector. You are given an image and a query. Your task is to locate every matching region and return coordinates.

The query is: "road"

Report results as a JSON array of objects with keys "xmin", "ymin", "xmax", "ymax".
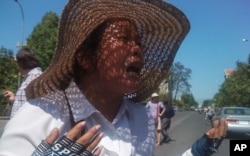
[
  {"xmin": 155, "ymin": 111, "xmax": 229, "ymax": 156},
  {"xmin": 0, "ymin": 112, "xmax": 229, "ymax": 155}
]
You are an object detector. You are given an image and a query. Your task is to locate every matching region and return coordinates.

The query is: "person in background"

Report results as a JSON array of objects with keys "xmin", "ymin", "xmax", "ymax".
[
  {"xmin": 0, "ymin": 0, "xmax": 227, "ymax": 156},
  {"xmin": 205, "ymin": 106, "xmax": 213, "ymax": 118},
  {"xmin": 146, "ymin": 93, "xmax": 166, "ymax": 146},
  {"xmin": 161, "ymin": 99, "xmax": 175, "ymax": 143},
  {"xmin": 2, "ymin": 47, "xmax": 42, "ymax": 118},
  {"xmin": 205, "ymin": 106, "xmax": 215, "ymax": 122}
]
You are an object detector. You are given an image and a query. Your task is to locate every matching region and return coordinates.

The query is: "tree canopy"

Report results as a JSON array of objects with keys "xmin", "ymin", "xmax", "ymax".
[
  {"xmin": 0, "ymin": 47, "xmax": 18, "ymax": 92},
  {"xmin": 180, "ymin": 93, "xmax": 198, "ymax": 108},
  {"xmin": 168, "ymin": 62, "xmax": 192, "ymax": 104},
  {"xmin": 26, "ymin": 12, "xmax": 59, "ymax": 70},
  {"xmin": 215, "ymin": 54, "xmax": 250, "ymax": 107},
  {"xmin": 0, "ymin": 47, "xmax": 18, "ymax": 115}
]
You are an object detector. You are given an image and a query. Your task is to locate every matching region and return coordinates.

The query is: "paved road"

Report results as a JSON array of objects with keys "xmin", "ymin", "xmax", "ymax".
[
  {"xmin": 0, "ymin": 112, "xmax": 229, "ymax": 155},
  {"xmin": 155, "ymin": 111, "xmax": 229, "ymax": 156},
  {"xmin": 0, "ymin": 119, "xmax": 8, "ymax": 137}
]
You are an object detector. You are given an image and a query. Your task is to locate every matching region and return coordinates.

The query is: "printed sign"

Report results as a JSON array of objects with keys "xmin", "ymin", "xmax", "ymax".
[{"xmin": 230, "ymin": 140, "xmax": 250, "ymax": 156}]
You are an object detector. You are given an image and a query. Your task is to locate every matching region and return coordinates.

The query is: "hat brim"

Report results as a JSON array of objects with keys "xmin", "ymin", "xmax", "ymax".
[{"xmin": 26, "ymin": 0, "xmax": 190, "ymax": 102}]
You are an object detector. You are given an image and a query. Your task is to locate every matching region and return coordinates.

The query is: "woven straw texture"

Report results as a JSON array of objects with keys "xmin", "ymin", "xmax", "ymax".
[{"xmin": 26, "ymin": 0, "xmax": 190, "ymax": 102}]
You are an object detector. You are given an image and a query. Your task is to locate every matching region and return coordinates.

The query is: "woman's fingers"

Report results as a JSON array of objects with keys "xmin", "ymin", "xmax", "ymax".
[
  {"xmin": 76, "ymin": 125, "xmax": 102, "ymax": 145},
  {"xmin": 214, "ymin": 118, "xmax": 227, "ymax": 137},
  {"xmin": 44, "ymin": 128, "xmax": 59, "ymax": 144},
  {"xmin": 66, "ymin": 121, "xmax": 87, "ymax": 140},
  {"xmin": 45, "ymin": 122, "xmax": 103, "ymax": 155},
  {"xmin": 212, "ymin": 120, "xmax": 220, "ymax": 137},
  {"xmin": 35, "ymin": 123, "xmax": 103, "ymax": 156},
  {"xmin": 66, "ymin": 121, "xmax": 103, "ymax": 150},
  {"xmin": 206, "ymin": 118, "xmax": 228, "ymax": 138},
  {"xmin": 218, "ymin": 118, "xmax": 227, "ymax": 137},
  {"xmin": 93, "ymin": 146, "xmax": 104, "ymax": 156},
  {"xmin": 86, "ymin": 132, "xmax": 104, "ymax": 151}
]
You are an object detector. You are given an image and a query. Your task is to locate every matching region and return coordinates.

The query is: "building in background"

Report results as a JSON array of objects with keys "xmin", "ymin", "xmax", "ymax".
[
  {"xmin": 224, "ymin": 69, "xmax": 236, "ymax": 79},
  {"xmin": 159, "ymin": 80, "xmax": 168, "ymax": 95}
]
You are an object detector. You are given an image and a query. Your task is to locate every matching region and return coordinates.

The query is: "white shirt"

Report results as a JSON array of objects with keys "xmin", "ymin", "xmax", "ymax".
[
  {"xmin": 11, "ymin": 67, "xmax": 42, "ymax": 118},
  {"xmin": 207, "ymin": 108, "xmax": 215, "ymax": 116},
  {"xmin": 145, "ymin": 101, "xmax": 165, "ymax": 119},
  {"xmin": 0, "ymin": 82, "xmax": 155, "ymax": 156}
]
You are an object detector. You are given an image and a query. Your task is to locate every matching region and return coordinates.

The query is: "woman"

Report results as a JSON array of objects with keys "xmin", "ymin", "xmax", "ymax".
[
  {"xmin": 146, "ymin": 93, "xmax": 166, "ymax": 146},
  {"xmin": 0, "ymin": 0, "xmax": 227, "ymax": 156}
]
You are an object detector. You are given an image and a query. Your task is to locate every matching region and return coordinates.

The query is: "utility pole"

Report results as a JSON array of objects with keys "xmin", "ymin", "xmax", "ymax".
[
  {"xmin": 14, "ymin": 0, "xmax": 25, "ymax": 47},
  {"xmin": 14, "ymin": 0, "xmax": 25, "ymax": 88}
]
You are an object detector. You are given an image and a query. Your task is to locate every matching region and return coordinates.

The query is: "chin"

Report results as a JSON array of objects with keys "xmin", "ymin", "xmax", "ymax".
[
  {"xmin": 124, "ymin": 84, "xmax": 139, "ymax": 93},
  {"xmin": 117, "ymin": 78, "xmax": 139, "ymax": 93}
]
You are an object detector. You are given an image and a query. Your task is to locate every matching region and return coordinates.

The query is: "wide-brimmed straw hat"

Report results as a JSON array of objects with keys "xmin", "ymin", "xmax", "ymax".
[{"xmin": 26, "ymin": 0, "xmax": 190, "ymax": 102}]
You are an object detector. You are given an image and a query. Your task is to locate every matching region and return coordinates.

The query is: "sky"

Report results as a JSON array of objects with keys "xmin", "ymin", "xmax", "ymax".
[{"xmin": 1, "ymin": 0, "xmax": 250, "ymax": 105}]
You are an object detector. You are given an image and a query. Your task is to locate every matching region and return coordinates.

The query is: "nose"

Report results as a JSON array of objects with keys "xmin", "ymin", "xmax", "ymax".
[{"xmin": 131, "ymin": 42, "xmax": 144, "ymax": 59}]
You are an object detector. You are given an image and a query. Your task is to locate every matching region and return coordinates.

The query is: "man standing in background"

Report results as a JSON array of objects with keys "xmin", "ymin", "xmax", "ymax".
[{"xmin": 161, "ymin": 99, "xmax": 175, "ymax": 143}]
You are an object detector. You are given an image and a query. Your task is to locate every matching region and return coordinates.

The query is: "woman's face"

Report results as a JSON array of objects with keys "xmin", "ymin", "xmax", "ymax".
[
  {"xmin": 95, "ymin": 19, "xmax": 144, "ymax": 94},
  {"xmin": 152, "ymin": 97, "xmax": 159, "ymax": 103}
]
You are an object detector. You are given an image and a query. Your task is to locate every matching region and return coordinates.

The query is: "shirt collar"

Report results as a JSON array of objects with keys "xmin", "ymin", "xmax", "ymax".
[
  {"xmin": 64, "ymin": 81, "xmax": 130, "ymax": 123},
  {"xmin": 24, "ymin": 67, "xmax": 42, "ymax": 78}
]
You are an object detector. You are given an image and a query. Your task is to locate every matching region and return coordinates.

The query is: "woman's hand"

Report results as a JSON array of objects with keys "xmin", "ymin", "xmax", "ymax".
[
  {"xmin": 2, "ymin": 90, "xmax": 15, "ymax": 102},
  {"xmin": 206, "ymin": 118, "xmax": 227, "ymax": 138},
  {"xmin": 32, "ymin": 121, "xmax": 103, "ymax": 156},
  {"xmin": 191, "ymin": 118, "xmax": 228, "ymax": 156}
]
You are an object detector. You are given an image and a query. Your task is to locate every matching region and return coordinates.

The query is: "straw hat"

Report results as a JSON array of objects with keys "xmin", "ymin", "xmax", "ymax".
[{"xmin": 26, "ymin": 0, "xmax": 190, "ymax": 102}]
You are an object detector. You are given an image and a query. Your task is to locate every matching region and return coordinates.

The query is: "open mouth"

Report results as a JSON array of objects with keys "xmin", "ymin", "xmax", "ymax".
[{"xmin": 126, "ymin": 61, "xmax": 143, "ymax": 78}]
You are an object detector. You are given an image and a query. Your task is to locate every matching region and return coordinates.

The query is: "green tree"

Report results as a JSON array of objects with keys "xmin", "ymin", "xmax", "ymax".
[
  {"xmin": 168, "ymin": 62, "xmax": 192, "ymax": 105},
  {"xmin": 216, "ymin": 54, "xmax": 250, "ymax": 107},
  {"xmin": 0, "ymin": 47, "xmax": 18, "ymax": 91},
  {"xmin": 26, "ymin": 12, "xmax": 59, "ymax": 70},
  {"xmin": 180, "ymin": 93, "xmax": 198, "ymax": 108},
  {"xmin": 201, "ymin": 99, "xmax": 214, "ymax": 108},
  {"xmin": 0, "ymin": 47, "xmax": 18, "ymax": 115}
]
